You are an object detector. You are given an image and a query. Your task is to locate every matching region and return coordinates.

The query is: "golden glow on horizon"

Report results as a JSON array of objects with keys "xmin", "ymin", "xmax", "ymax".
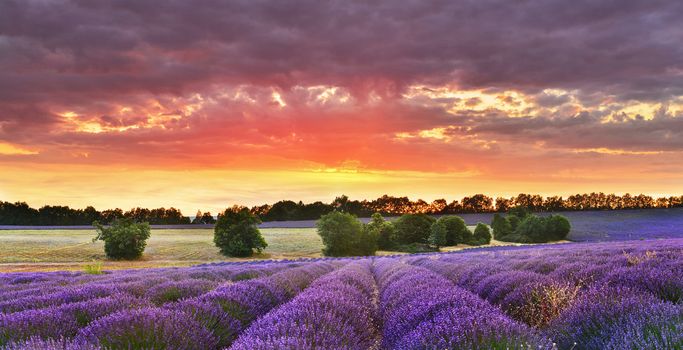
[
  {"xmin": 1, "ymin": 163, "xmax": 681, "ymax": 215},
  {"xmin": 572, "ymin": 148, "xmax": 664, "ymax": 155},
  {"xmin": 0, "ymin": 142, "xmax": 38, "ymax": 155}
]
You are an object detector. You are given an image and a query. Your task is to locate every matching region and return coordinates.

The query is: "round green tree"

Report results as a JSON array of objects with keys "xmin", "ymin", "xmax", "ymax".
[
  {"xmin": 366, "ymin": 213, "xmax": 396, "ymax": 250},
  {"xmin": 435, "ymin": 215, "xmax": 469, "ymax": 245},
  {"xmin": 214, "ymin": 206, "xmax": 267, "ymax": 257},
  {"xmin": 491, "ymin": 213, "xmax": 513, "ymax": 240},
  {"xmin": 393, "ymin": 214, "xmax": 436, "ymax": 245},
  {"xmin": 316, "ymin": 211, "xmax": 375, "ymax": 256},
  {"xmin": 92, "ymin": 218, "xmax": 151, "ymax": 260},
  {"xmin": 546, "ymin": 214, "xmax": 571, "ymax": 241},
  {"xmin": 471, "ymin": 223, "xmax": 492, "ymax": 245},
  {"xmin": 429, "ymin": 221, "xmax": 448, "ymax": 248}
]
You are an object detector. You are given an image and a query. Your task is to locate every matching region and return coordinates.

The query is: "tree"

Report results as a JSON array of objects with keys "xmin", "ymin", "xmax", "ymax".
[
  {"xmin": 92, "ymin": 218, "xmax": 151, "ymax": 260},
  {"xmin": 316, "ymin": 211, "xmax": 376, "ymax": 256},
  {"xmin": 393, "ymin": 214, "xmax": 436, "ymax": 244},
  {"xmin": 429, "ymin": 221, "xmax": 448, "ymax": 248},
  {"xmin": 546, "ymin": 215, "xmax": 571, "ymax": 241},
  {"xmin": 471, "ymin": 223, "xmax": 491, "ymax": 245},
  {"xmin": 200, "ymin": 212, "xmax": 216, "ymax": 224},
  {"xmin": 491, "ymin": 213, "xmax": 513, "ymax": 239},
  {"xmin": 214, "ymin": 206, "xmax": 267, "ymax": 257},
  {"xmin": 192, "ymin": 210, "xmax": 203, "ymax": 224},
  {"xmin": 442, "ymin": 216, "xmax": 469, "ymax": 245},
  {"xmin": 365, "ymin": 213, "xmax": 396, "ymax": 250}
]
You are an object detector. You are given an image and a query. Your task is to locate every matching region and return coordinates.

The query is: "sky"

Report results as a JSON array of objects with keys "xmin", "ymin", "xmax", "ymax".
[{"xmin": 1, "ymin": 0, "xmax": 682, "ymax": 214}]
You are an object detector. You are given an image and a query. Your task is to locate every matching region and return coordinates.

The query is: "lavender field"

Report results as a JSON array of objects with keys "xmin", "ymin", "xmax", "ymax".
[{"xmin": 0, "ymin": 238, "xmax": 681, "ymax": 350}]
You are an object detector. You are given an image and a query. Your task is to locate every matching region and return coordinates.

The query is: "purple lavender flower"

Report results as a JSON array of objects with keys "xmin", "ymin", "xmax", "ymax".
[
  {"xmin": 548, "ymin": 286, "xmax": 682, "ymax": 349},
  {"xmin": 75, "ymin": 307, "xmax": 218, "ymax": 350},
  {"xmin": 230, "ymin": 262, "xmax": 379, "ymax": 350}
]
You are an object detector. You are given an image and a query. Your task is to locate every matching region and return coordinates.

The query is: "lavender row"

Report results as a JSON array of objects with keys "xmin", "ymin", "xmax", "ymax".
[
  {"xmin": 410, "ymin": 242, "xmax": 683, "ymax": 349},
  {"xmin": 230, "ymin": 261, "xmax": 379, "ymax": 349},
  {"xmin": 1, "ymin": 261, "xmax": 343, "ymax": 349},
  {"xmin": 374, "ymin": 258, "xmax": 551, "ymax": 349}
]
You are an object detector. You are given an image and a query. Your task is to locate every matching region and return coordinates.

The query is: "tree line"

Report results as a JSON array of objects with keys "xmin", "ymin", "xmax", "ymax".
[
  {"xmin": 0, "ymin": 203, "xmax": 190, "ymax": 226},
  {"xmin": 1, "ymin": 192, "xmax": 682, "ymax": 225}
]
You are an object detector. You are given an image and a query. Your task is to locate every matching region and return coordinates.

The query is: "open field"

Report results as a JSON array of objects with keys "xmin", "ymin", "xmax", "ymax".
[
  {"xmin": 0, "ymin": 228, "xmax": 323, "ymax": 272},
  {"xmin": 1, "ymin": 238, "xmax": 681, "ymax": 349},
  {"xmin": 1, "ymin": 226, "xmax": 544, "ymax": 272}
]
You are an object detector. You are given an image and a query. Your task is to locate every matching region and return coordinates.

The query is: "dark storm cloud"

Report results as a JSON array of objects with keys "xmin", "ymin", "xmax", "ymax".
[{"xmin": 1, "ymin": 0, "xmax": 682, "ymax": 96}]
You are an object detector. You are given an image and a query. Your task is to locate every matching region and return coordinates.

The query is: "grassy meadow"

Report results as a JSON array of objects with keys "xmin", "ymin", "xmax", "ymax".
[
  {"xmin": 0, "ymin": 225, "xmax": 529, "ymax": 272},
  {"xmin": 0, "ymin": 228, "xmax": 323, "ymax": 272}
]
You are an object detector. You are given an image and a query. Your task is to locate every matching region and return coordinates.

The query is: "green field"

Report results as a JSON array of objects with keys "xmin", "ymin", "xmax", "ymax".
[{"xmin": 0, "ymin": 228, "xmax": 324, "ymax": 272}]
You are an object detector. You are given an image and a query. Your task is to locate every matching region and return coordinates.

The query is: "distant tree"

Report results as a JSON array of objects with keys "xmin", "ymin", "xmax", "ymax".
[
  {"xmin": 100, "ymin": 208, "xmax": 124, "ymax": 224},
  {"xmin": 471, "ymin": 223, "xmax": 492, "ymax": 245},
  {"xmin": 393, "ymin": 214, "xmax": 436, "ymax": 244},
  {"xmin": 213, "ymin": 206, "xmax": 267, "ymax": 257},
  {"xmin": 491, "ymin": 213, "xmax": 513, "ymax": 240},
  {"xmin": 365, "ymin": 213, "xmax": 396, "ymax": 250},
  {"xmin": 192, "ymin": 210, "xmax": 203, "ymax": 224},
  {"xmin": 93, "ymin": 218, "xmax": 151, "ymax": 260},
  {"xmin": 200, "ymin": 212, "xmax": 216, "ymax": 224},
  {"xmin": 192, "ymin": 211, "xmax": 216, "ymax": 224},
  {"xmin": 428, "ymin": 221, "xmax": 448, "ymax": 248},
  {"xmin": 316, "ymin": 211, "xmax": 376, "ymax": 256},
  {"xmin": 515, "ymin": 216, "xmax": 547, "ymax": 243},
  {"xmin": 430, "ymin": 216, "xmax": 469, "ymax": 247},
  {"xmin": 546, "ymin": 215, "xmax": 571, "ymax": 241},
  {"xmin": 461, "ymin": 194, "xmax": 494, "ymax": 213}
]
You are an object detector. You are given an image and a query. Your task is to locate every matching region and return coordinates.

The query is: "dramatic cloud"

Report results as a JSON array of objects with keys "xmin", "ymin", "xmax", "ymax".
[{"xmin": 0, "ymin": 0, "xmax": 682, "ymax": 210}]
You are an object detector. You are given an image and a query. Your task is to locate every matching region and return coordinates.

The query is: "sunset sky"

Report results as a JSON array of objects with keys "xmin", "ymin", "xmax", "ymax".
[{"xmin": 1, "ymin": 1, "xmax": 682, "ymax": 214}]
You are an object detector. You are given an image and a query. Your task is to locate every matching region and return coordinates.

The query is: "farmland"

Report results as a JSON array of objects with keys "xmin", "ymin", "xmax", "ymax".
[
  {"xmin": 0, "ymin": 228, "xmax": 323, "ymax": 272},
  {"xmin": 1, "ymin": 238, "xmax": 682, "ymax": 349}
]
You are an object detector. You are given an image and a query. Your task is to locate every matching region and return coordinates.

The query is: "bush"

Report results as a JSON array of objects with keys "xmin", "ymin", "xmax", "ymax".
[
  {"xmin": 546, "ymin": 215, "xmax": 571, "ymax": 241},
  {"xmin": 470, "ymin": 223, "xmax": 491, "ymax": 245},
  {"xmin": 92, "ymin": 218, "xmax": 151, "ymax": 260},
  {"xmin": 515, "ymin": 216, "xmax": 547, "ymax": 243},
  {"xmin": 213, "ymin": 206, "xmax": 267, "ymax": 257},
  {"xmin": 393, "ymin": 214, "xmax": 436, "ymax": 245},
  {"xmin": 513, "ymin": 214, "xmax": 571, "ymax": 243},
  {"xmin": 366, "ymin": 213, "xmax": 396, "ymax": 250},
  {"xmin": 441, "ymin": 216, "xmax": 469, "ymax": 245},
  {"xmin": 317, "ymin": 211, "xmax": 377, "ymax": 256},
  {"xmin": 507, "ymin": 215, "xmax": 521, "ymax": 231},
  {"xmin": 491, "ymin": 213, "xmax": 513, "ymax": 240},
  {"xmin": 428, "ymin": 221, "xmax": 448, "ymax": 248},
  {"xmin": 394, "ymin": 243, "xmax": 440, "ymax": 254}
]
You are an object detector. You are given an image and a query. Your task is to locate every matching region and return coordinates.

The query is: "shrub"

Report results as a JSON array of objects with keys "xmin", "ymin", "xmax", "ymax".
[
  {"xmin": 470, "ymin": 223, "xmax": 491, "ymax": 245},
  {"xmin": 366, "ymin": 213, "xmax": 396, "ymax": 250},
  {"xmin": 428, "ymin": 221, "xmax": 447, "ymax": 248},
  {"xmin": 515, "ymin": 216, "xmax": 547, "ymax": 243},
  {"xmin": 393, "ymin": 214, "xmax": 436, "ymax": 245},
  {"xmin": 507, "ymin": 215, "xmax": 521, "ymax": 231},
  {"xmin": 316, "ymin": 211, "xmax": 376, "ymax": 256},
  {"xmin": 433, "ymin": 216, "xmax": 469, "ymax": 246},
  {"xmin": 546, "ymin": 215, "xmax": 571, "ymax": 241},
  {"xmin": 92, "ymin": 218, "xmax": 151, "ymax": 260},
  {"xmin": 213, "ymin": 206, "xmax": 267, "ymax": 257},
  {"xmin": 394, "ymin": 243, "xmax": 440, "ymax": 254},
  {"xmin": 515, "ymin": 215, "xmax": 571, "ymax": 243},
  {"xmin": 491, "ymin": 213, "xmax": 512, "ymax": 239}
]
